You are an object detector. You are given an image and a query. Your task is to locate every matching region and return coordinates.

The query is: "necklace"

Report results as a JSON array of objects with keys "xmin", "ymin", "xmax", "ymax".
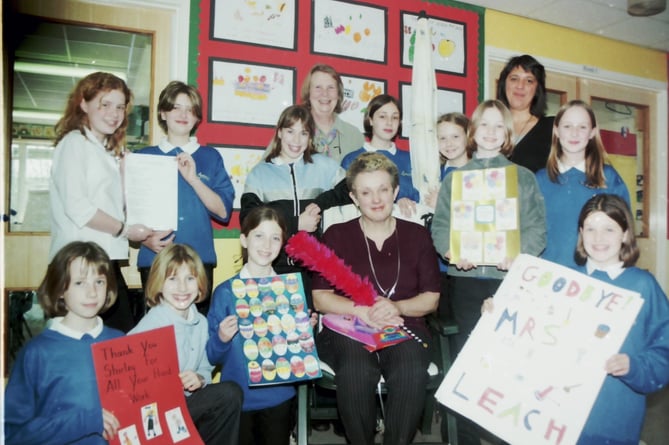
[
  {"xmin": 361, "ymin": 218, "xmax": 400, "ymax": 299},
  {"xmin": 514, "ymin": 115, "xmax": 534, "ymax": 144}
]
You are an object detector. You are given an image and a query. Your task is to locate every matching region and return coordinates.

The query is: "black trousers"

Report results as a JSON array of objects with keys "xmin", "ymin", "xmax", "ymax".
[
  {"xmin": 186, "ymin": 381, "xmax": 243, "ymax": 445},
  {"xmin": 238, "ymin": 397, "xmax": 294, "ymax": 445},
  {"xmin": 449, "ymin": 275, "xmax": 504, "ymax": 445},
  {"xmin": 317, "ymin": 327, "xmax": 430, "ymax": 445}
]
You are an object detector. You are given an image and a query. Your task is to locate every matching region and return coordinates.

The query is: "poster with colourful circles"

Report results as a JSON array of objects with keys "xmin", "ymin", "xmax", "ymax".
[{"xmin": 233, "ymin": 272, "xmax": 322, "ymax": 386}]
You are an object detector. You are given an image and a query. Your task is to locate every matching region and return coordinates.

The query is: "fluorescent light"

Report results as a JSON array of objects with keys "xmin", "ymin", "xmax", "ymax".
[
  {"xmin": 13, "ymin": 110, "xmax": 62, "ymax": 124},
  {"xmin": 14, "ymin": 61, "xmax": 127, "ymax": 81}
]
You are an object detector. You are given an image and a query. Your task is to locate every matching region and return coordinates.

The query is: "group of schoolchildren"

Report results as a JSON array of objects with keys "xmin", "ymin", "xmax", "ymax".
[{"xmin": 4, "ymin": 59, "xmax": 669, "ymax": 445}]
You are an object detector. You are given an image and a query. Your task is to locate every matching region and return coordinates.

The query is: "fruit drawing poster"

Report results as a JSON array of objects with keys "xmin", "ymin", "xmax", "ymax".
[
  {"xmin": 92, "ymin": 326, "xmax": 203, "ymax": 445},
  {"xmin": 231, "ymin": 272, "xmax": 322, "ymax": 386},
  {"xmin": 435, "ymin": 255, "xmax": 643, "ymax": 445}
]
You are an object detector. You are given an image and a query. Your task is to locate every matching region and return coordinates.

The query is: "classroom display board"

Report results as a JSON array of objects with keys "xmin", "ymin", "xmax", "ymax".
[{"xmin": 190, "ymin": 0, "xmax": 483, "ymax": 230}]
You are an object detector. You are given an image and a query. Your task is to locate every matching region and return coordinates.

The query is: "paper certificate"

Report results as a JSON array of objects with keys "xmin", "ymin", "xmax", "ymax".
[
  {"xmin": 125, "ymin": 153, "xmax": 178, "ymax": 230},
  {"xmin": 92, "ymin": 326, "xmax": 204, "ymax": 445},
  {"xmin": 231, "ymin": 272, "xmax": 322, "ymax": 386},
  {"xmin": 449, "ymin": 167, "xmax": 520, "ymax": 264},
  {"xmin": 435, "ymin": 255, "xmax": 643, "ymax": 445}
]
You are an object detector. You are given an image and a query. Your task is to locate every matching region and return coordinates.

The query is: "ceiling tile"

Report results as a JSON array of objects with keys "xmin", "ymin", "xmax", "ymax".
[
  {"xmin": 527, "ymin": 0, "xmax": 629, "ymax": 30},
  {"xmin": 597, "ymin": 16, "xmax": 669, "ymax": 48}
]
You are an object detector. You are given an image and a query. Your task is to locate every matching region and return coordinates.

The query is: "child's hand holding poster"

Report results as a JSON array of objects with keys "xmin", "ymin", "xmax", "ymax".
[
  {"xmin": 92, "ymin": 326, "xmax": 203, "ymax": 445},
  {"xmin": 436, "ymin": 254, "xmax": 643, "ymax": 445},
  {"xmin": 231, "ymin": 272, "xmax": 322, "ymax": 386}
]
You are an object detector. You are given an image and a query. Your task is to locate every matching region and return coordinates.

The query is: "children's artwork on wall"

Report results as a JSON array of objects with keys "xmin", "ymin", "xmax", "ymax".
[
  {"xmin": 192, "ymin": 0, "xmax": 484, "ymax": 232},
  {"xmin": 437, "ymin": 254, "xmax": 644, "ymax": 445},
  {"xmin": 338, "ymin": 74, "xmax": 386, "ymax": 133},
  {"xmin": 400, "ymin": 82, "xmax": 464, "ymax": 139},
  {"xmin": 215, "ymin": 146, "xmax": 264, "ymax": 209},
  {"xmin": 312, "ymin": 0, "xmax": 387, "ymax": 63},
  {"xmin": 401, "ymin": 12, "xmax": 466, "ymax": 75},
  {"xmin": 209, "ymin": 59, "xmax": 295, "ymax": 126},
  {"xmin": 211, "ymin": 0, "xmax": 297, "ymax": 50}
]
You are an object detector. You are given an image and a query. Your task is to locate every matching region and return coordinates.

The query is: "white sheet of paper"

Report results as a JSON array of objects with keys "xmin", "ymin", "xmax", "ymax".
[{"xmin": 125, "ymin": 153, "xmax": 178, "ymax": 230}]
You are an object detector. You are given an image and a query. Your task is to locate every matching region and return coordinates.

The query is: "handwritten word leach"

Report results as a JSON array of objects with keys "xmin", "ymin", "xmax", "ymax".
[{"xmin": 451, "ymin": 371, "xmax": 568, "ymax": 445}]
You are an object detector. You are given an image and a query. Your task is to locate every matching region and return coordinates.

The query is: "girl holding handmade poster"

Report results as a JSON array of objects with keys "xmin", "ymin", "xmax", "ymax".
[
  {"xmin": 536, "ymin": 100, "xmax": 630, "ymax": 269},
  {"xmin": 573, "ymin": 194, "xmax": 669, "ymax": 444},
  {"xmin": 479, "ymin": 194, "xmax": 669, "ymax": 444},
  {"xmin": 129, "ymin": 244, "xmax": 242, "ymax": 445},
  {"xmin": 431, "ymin": 99, "xmax": 546, "ymax": 444},
  {"xmin": 5, "ymin": 241, "xmax": 124, "ymax": 444},
  {"xmin": 206, "ymin": 207, "xmax": 317, "ymax": 445}
]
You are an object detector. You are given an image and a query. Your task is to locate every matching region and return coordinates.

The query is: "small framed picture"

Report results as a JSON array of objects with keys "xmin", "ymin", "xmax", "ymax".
[
  {"xmin": 211, "ymin": 0, "xmax": 297, "ymax": 50},
  {"xmin": 312, "ymin": 0, "xmax": 387, "ymax": 63},
  {"xmin": 209, "ymin": 59, "xmax": 295, "ymax": 126},
  {"xmin": 338, "ymin": 74, "xmax": 386, "ymax": 133},
  {"xmin": 400, "ymin": 12, "xmax": 466, "ymax": 75}
]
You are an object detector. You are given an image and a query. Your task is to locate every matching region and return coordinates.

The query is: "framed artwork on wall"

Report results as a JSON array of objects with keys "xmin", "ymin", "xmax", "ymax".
[
  {"xmin": 214, "ymin": 146, "xmax": 265, "ymax": 209},
  {"xmin": 208, "ymin": 59, "xmax": 295, "ymax": 126},
  {"xmin": 399, "ymin": 82, "xmax": 465, "ymax": 139},
  {"xmin": 400, "ymin": 11, "xmax": 466, "ymax": 76},
  {"xmin": 312, "ymin": 0, "xmax": 387, "ymax": 63},
  {"xmin": 338, "ymin": 74, "xmax": 386, "ymax": 133},
  {"xmin": 210, "ymin": 0, "xmax": 297, "ymax": 50}
]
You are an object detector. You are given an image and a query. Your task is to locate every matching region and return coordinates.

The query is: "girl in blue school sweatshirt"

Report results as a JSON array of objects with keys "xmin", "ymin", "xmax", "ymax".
[
  {"xmin": 573, "ymin": 194, "xmax": 669, "ymax": 445},
  {"xmin": 536, "ymin": 100, "xmax": 629, "ymax": 269}
]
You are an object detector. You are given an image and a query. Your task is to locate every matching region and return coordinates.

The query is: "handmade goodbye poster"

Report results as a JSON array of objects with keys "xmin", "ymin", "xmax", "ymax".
[
  {"xmin": 92, "ymin": 326, "xmax": 203, "ymax": 445},
  {"xmin": 125, "ymin": 153, "xmax": 178, "ymax": 230},
  {"xmin": 232, "ymin": 272, "xmax": 322, "ymax": 385},
  {"xmin": 449, "ymin": 166, "xmax": 520, "ymax": 265},
  {"xmin": 436, "ymin": 254, "xmax": 643, "ymax": 445}
]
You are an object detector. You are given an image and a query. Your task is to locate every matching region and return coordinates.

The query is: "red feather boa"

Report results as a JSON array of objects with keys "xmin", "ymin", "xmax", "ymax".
[{"xmin": 285, "ymin": 231, "xmax": 376, "ymax": 306}]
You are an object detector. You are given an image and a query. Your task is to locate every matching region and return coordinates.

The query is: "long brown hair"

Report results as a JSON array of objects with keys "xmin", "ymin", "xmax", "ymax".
[
  {"xmin": 38, "ymin": 241, "xmax": 117, "ymax": 317},
  {"xmin": 436, "ymin": 112, "xmax": 470, "ymax": 166},
  {"xmin": 239, "ymin": 207, "xmax": 288, "ymax": 265},
  {"xmin": 546, "ymin": 100, "xmax": 608, "ymax": 188},
  {"xmin": 266, "ymin": 105, "xmax": 316, "ymax": 163},
  {"xmin": 54, "ymin": 72, "xmax": 132, "ymax": 157},
  {"xmin": 574, "ymin": 194, "xmax": 639, "ymax": 267},
  {"xmin": 496, "ymin": 54, "xmax": 548, "ymax": 117}
]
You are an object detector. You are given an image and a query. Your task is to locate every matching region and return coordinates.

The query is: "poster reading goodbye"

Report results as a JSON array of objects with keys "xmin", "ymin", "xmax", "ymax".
[
  {"xmin": 92, "ymin": 326, "xmax": 203, "ymax": 445},
  {"xmin": 436, "ymin": 254, "xmax": 643, "ymax": 445}
]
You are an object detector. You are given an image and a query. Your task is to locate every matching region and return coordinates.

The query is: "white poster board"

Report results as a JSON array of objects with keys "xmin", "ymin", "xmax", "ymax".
[
  {"xmin": 436, "ymin": 254, "xmax": 643, "ymax": 445},
  {"xmin": 125, "ymin": 153, "xmax": 178, "ymax": 230}
]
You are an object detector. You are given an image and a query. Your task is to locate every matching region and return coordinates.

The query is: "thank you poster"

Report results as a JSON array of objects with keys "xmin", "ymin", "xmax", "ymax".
[
  {"xmin": 436, "ymin": 254, "xmax": 643, "ymax": 445},
  {"xmin": 92, "ymin": 326, "xmax": 203, "ymax": 445}
]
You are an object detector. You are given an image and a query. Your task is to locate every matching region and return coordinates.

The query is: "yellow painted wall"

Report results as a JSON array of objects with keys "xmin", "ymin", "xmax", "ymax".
[{"xmin": 485, "ymin": 10, "xmax": 667, "ymax": 82}]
